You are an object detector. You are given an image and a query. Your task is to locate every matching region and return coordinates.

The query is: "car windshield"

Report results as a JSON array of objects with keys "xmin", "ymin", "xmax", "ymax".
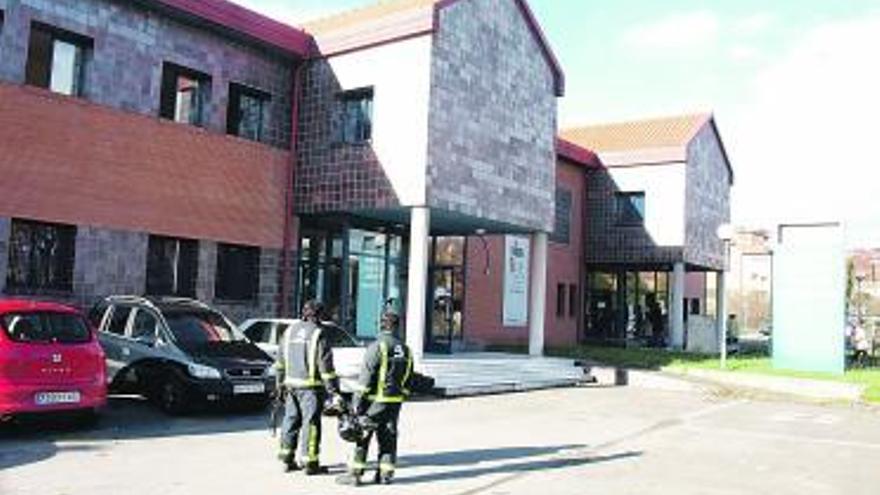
[
  {"xmin": 1, "ymin": 312, "xmax": 91, "ymax": 344},
  {"xmin": 163, "ymin": 309, "xmax": 243, "ymax": 346}
]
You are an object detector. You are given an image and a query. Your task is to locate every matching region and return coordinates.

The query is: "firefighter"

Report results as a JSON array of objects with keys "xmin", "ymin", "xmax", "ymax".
[
  {"xmin": 276, "ymin": 300, "xmax": 343, "ymax": 475},
  {"xmin": 336, "ymin": 310, "xmax": 413, "ymax": 486}
]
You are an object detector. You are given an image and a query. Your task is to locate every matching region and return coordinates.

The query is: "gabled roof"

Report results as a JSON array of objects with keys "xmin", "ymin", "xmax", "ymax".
[
  {"xmin": 302, "ymin": 0, "xmax": 565, "ymax": 96},
  {"xmin": 151, "ymin": 0, "xmax": 313, "ymax": 57},
  {"xmin": 561, "ymin": 113, "xmax": 711, "ymax": 156},
  {"xmin": 561, "ymin": 113, "xmax": 734, "ymax": 183},
  {"xmin": 556, "ymin": 138, "xmax": 602, "ymax": 169}
]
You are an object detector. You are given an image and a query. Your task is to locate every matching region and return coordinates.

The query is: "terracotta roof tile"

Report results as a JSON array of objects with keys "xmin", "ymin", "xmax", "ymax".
[
  {"xmin": 560, "ymin": 113, "xmax": 711, "ymax": 154},
  {"xmin": 303, "ymin": 0, "xmax": 439, "ymax": 36}
]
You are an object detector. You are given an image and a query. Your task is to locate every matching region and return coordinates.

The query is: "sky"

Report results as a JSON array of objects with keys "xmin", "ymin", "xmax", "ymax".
[{"xmin": 232, "ymin": 0, "xmax": 880, "ymax": 246}]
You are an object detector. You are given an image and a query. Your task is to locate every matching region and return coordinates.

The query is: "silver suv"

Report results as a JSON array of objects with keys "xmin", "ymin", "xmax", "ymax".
[{"xmin": 89, "ymin": 296, "xmax": 274, "ymax": 415}]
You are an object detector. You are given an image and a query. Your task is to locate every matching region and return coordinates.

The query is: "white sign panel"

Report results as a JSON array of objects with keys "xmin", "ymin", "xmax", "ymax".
[{"xmin": 503, "ymin": 235, "xmax": 530, "ymax": 327}]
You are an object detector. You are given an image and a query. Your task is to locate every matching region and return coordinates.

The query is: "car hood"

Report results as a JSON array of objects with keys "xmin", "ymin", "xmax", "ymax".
[{"xmin": 182, "ymin": 341, "xmax": 273, "ymax": 367}]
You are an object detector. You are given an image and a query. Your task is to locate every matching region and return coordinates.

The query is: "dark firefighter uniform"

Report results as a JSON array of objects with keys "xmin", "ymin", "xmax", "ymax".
[
  {"xmin": 276, "ymin": 319, "xmax": 340, "ymax": 471},
  {"xmin": 347, "ymin": 327, "xmax": 413, "ymax": 483}
]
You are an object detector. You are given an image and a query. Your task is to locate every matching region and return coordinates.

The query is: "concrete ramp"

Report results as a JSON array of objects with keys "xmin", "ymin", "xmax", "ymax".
[{"xmin": 421, "ymin": 353, "xmax": 590, "ymax": 397}]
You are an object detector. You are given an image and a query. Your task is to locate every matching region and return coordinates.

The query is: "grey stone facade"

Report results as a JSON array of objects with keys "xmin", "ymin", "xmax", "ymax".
[
  {"xmin": 0, "ymin": 0, "xmax": 293, "ymax": 149},
  {"xmin": 684, "ymin": 123, "xmax": 731, "ymax": 271},
  {"xmin": 584, "ymin": 169, "xmax": 685, "ymax": 268},
  {"xmin": 427, "ymin": 0, "xmax": 557, "ymax": 233},
  {"xmin": 72, "ymin": 225, "xmax": 148, "ymax": 307}
]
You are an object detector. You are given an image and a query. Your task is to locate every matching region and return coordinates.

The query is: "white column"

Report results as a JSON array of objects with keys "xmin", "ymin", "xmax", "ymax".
[
  {"xmin": 405, "ymin": 206, "xmax": 430, "ymax": 367},
  {"xmin": 716, "ymin": 270, "xmax": 727, "ymax": 362},
  {"xmin": 669, "ymin": 262, "xmax": 686, "ymax": 349},
  {"xmin": 529, "ymin": 232, "xmax": 549, "ymax": 357}
]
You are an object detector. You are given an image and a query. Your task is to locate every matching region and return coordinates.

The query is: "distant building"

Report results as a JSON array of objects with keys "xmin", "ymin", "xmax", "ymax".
[
  {"xmin": 561, "ymin": 114, "xmax": 734, "ymax": 352},
  {"xmin": 727, "ymin": 228, "xmax": 773, "ymax": 334}
]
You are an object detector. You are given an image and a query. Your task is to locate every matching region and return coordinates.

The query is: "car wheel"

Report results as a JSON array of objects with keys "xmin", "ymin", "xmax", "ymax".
[{"xmin": 158, "ymin": 376, "xmax": 189, "ymax": 416}]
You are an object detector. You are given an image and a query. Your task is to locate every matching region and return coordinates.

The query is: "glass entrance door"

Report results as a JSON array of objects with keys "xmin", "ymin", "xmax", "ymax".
[{"xmin": 426, "ymin": 237, "xmax": 466, "ymax": 354}]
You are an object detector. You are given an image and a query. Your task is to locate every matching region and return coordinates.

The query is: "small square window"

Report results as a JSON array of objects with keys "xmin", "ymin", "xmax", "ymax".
[
  {"xmin": 227, "ymin": 83, "xmax": 269, "ymax": 142},
  {"xmin": 215, "ymin": 243, "xmax": 259, "ymax": 301},
  {"xmin": 160, "ymin": 62, "xmax": 211, "ymax": 127},
  {"xmin": 6, "ymin": 219, "xmax": 77, "ymax": 292},
  {"xmin": 338, "ymin": 87, "xmax": 373, "ymax": 144},
  {"xmin": 146, "ymin": 235, "xmax": 198, "ymax": 297},
  {"xmin": 616, "ymin": 192, "xmax": 645, "ymax": 226},
  {"xmin": 556, "ymin": 283, "xmax": 566, "ymax": 318},
  {"xmin": 25, "ymin": 23, "xmax": 92, "ymax": 97}
]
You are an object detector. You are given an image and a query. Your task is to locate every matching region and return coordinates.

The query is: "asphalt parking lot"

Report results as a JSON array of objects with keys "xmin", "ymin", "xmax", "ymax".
[{"xmin": 1, "ymin": 386, "xmax": 879, "ymax": 495}]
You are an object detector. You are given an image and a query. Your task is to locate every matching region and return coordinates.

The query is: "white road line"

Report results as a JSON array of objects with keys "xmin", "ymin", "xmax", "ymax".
[{"xmin": 683, "ymin": 425, "xmax": 880, "ymax": 451}]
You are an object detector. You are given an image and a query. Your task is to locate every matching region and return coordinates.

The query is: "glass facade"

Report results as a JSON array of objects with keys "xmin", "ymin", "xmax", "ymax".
[{"xmin": 586, "ymin": 270, "xmax": 669, "ymax": 346}]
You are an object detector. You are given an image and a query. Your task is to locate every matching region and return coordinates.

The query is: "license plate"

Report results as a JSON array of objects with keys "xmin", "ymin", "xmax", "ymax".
[
  {"xmin": 35, "ymin": 391, "xmax": 81, "ymax": 406},
  {"xmin": 233, "ymin": 383, "xmax": 265, "ymax": 395}
]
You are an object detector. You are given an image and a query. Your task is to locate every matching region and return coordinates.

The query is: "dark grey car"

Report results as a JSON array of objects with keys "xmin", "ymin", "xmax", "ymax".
[{"xmin": 89, "ymin": 296, "xmax": 275, "ymax": 415}]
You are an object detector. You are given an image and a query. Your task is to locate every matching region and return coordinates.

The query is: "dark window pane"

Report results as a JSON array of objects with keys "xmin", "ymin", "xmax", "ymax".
[
  {"xmin": 146, "ymin": 235, "xmax": 198, "ymax": 297},
  {"xmin": 164, "ymin": 309, "xmax": 237, "ymax": 347},
  {"xmin": 215, "ymin": 243, "xmax": 259, "ymax": 301},
  {"xmin": 551, "ymin": 188, "xmax": 572, "ymax": 244},
  {"xmin": 1, "ymin": 312, "xmax": 90, "ymax": 344},
  {"xmin": 616, "ymin": 192, "xmax": 646, "ymax": 225},
  {"xmin": 339, "ymin": 88, "xmax": 373, "ymax": 144},
  {"xmin": 569, "ymin": 284, "xmax": 578, "ymax": 318},
  {"xmin": 160, "ymin": 62, "xmax": 210, "ymax": 126},
  {"xmin": 106, "ymin": 306, "xmax": 132, "ymax": 336},
  {"xmin": 6, "ymin": 219, "xmax": 76, "ymax": 292},
  {"xmin": 556, "ymin": 283, "xmax": 566, "ymax": 318},
  {"xmin": 244, "ymin": 321, "xmax": 272, "ymax": 343},
  {"xmin": 227, "ymin": 83, "xmax": 268, "ymax": 141},
  {"xmin": 25, "ymin": 23, "xmax": 89, "ymax": 96},
  {"xmin": 131, "ymin": 310, "xmax": 159, "ymax": 342}
]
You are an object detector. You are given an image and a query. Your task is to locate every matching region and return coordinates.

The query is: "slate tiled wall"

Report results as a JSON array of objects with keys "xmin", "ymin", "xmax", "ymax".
[
  {"xmin": 0, "ymin": 0, "xmax": 293, "ymax": 149},
  {"xmin": 584, "ymin": 168, "xmax": 685, "ymax": 267},
  {"xmin": 684, "ymin": 124, "xmax": 731, "ymax": 271},
  {"xmin": 293, "ymin": 58, "xmax": 400, "ymax": 214},
  {"xmin": 427, "ymin": 0, "xmax": 558, "ymax": 233}
]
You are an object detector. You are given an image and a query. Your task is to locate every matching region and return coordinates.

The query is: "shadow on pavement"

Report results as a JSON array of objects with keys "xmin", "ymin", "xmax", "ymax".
[
  {"xmin": 0, "ymin": 395, "xmax": 272, "ymax": 470},
  {"xmin": 396, "ymin": 449, "xmax": 642, "ymax": 485},
  {"xmin": 401, "ymin": 445, "xmax": 584, "ymax": 467}
]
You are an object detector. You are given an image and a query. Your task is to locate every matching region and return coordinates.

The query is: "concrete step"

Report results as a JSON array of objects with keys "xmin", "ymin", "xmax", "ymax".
[{"xmin": 420, "ymin": 353, "xmax": 591, "ymax": 397}]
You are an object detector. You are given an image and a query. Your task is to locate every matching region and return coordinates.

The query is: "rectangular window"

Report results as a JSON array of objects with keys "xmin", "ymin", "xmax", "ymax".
[
  {"xmin": 25, "ymin": 23, "xmax": 91, "ymax": 97},
  {"xmin": 616, "ymin": 192, "xmax": 646, "ymax": 226},
  {"xmin": 215, "ymin": 243, "xmax": 259, "ymax": 301},
  {"xmin": 551, "ymin": 188, "xmax": 573, "ymax": 244},
  {"xmin": 556, "ymin": 283, "xmax": 566, "ymax": 318},
  {"xmin": 569, "ymin": 283, "xmax": 578, "ymax": 318},
  {"xmin": 6, "ymin": 219, "xmax": 76, "ymax": 292},
  {"xmin": 146, "ymin": 235, "xmax": 198, "ymax": 297},
  {"xmin": 338, "ymin": 87, "xmax": 373, "ymax": 144},
  {"xmin": 160, "ymin": 62, "xmax": 211, "ymax": 127},
  {"xmin": 227, "ymin": 83, "xmax": 269, "ymax": 142}
]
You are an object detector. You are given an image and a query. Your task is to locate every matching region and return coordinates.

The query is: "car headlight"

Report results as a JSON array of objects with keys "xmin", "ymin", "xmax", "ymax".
[
  {"xmin": 266, "ymin": 366, "xmax": 277, "ymax": 378},
  {"xmin": 187, "ymin": 363, "xmax": 222, "ymax": 380}
]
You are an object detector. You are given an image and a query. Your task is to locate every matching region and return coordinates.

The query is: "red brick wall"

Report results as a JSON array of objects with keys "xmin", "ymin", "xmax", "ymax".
[
  {"xmin": 0, "ymin": 83, "xmax": 291, "ymax": 248},
  {"xmin": 463, "ymin": 159, "xmax": 586, "ymax": 349},
  {"xmin": 545, "ymin": 160, "xmax": 586, "ymax": 347}
]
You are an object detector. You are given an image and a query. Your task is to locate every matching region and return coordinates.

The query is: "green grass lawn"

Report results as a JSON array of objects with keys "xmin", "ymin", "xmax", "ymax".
[{"xmin": 548, "ymin": 345, "xmax": 880, "ymax": 404}]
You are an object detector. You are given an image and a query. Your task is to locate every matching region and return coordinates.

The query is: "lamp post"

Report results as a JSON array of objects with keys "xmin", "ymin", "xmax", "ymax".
[{"xmin": 716, "ymin": 223, "xmax": 735, "ymax": 369}]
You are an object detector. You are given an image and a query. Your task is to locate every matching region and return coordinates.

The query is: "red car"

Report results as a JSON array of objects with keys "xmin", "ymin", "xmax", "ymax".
[{"xmin": 0, "ymin": 299, "xmax": 107, "ymax": 420}]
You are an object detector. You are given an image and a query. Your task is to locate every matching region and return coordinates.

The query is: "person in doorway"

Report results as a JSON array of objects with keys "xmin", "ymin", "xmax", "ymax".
[
  {"xmin": 726, "ymin": 314, "xmax": 740, "ymax": 343},
  {"xmin": 276, "ymin": 300, "xmax": 344, "ymax": 475},
  {"xmin": 646, "ymin": 294, "xmax": 665, "ymax": 347},
  {"xmin": 337, "ymin": 310, "xmax": 414, "ymax": 487},
  {"xmin": 852, "ymin": 319, "xmax": 871, "ymax": 367}
]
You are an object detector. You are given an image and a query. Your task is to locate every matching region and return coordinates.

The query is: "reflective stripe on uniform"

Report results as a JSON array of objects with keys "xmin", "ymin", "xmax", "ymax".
[
  {"xmin": 307, "ymin": 424, "xmax": 319, "ymax": 463},
  {"xmin": 369, "ymin": 340, "xmax": 405, "ymax": 403},
  {"xmin": 401, "ymin": 351, "xmax": 413, "ymax": 396},
  {"xmin": 307, "ymin": 328, "xmax": 322, "ymax": 384},
  {"xmin": 379, "ymin": 463, "xmax": 395, "ymax": 472},
  {"xmin": 284, "ymin": 377, "xmax": 321, "ymax": 387}
]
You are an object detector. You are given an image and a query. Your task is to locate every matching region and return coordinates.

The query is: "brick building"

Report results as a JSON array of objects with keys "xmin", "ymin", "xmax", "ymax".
[
  {"xmin": 0, "ymin": 0, "xmax": 732, "ymax": 359},
  {"xmin": 561, "ymin": 114, "xmax": 734, "ymax": 352}
]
